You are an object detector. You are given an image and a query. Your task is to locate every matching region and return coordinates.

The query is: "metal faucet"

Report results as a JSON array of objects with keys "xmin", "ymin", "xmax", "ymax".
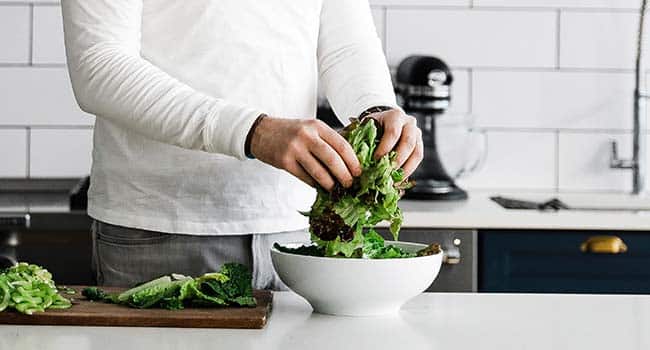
[{"xmin": 610, "ymin": 0, "xmax": 648, "ymax": 195}]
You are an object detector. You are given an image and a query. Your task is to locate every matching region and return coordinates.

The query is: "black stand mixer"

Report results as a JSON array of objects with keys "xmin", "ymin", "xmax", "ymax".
[{"xmin": 395, "ymin": 55, "xmax": 468, "ymax": 201}]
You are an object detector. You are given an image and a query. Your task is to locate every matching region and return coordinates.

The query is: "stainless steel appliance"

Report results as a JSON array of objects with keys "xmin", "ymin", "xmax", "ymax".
[
  {"xmin": 379, "ymin": 228, "xmax": 477, "ymax": 292},
  {"xmin": 0, "ymin": 179, "xmax": 93, "ymax": 284},
  {"xmin": 395, "ymin": 56, "xmax": 468, "ymax": 200}
]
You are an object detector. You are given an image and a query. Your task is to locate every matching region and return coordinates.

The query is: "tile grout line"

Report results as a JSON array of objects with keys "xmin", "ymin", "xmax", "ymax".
[
  {"xmin": 473, "ymin": 127, "xmax": 640, "ymax": 134},
  {"xmin": 378, "ymin": 4, "xmax": 642, "ymax": 13},
  {"xmin": 0, "ymin": 2, "xmax": 58, "ymax": 6},
  {"xmin": 555, "ymin": 9, "xmax": 561, "ymax": 70},
  {"xmin": 28, "ymin": 3, "xmax": 34, "ymax": 66},
  {"xmin": 0, "ymin": 125, "xmax": 94, "ymax": 130}
]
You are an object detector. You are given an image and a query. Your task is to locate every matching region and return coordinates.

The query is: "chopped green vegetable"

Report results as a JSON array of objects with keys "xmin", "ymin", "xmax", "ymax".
[
  {"xmin": 58, "ymin": 286, "xmax": 77, "ymax": 295},
  {"xmin": 0, "ymin": 263, "xmax": 71, "ymax": 315},
  {"xmin": 303, "ymin": 118, "xmax": 413, "ymax": 258},
  {"xmin": 81, "ymin": 287, "xmax": 110, "ymax": 301},
  {"xmin": 82, "ymin": 263, "xmax": 256, "ymax": 310}
]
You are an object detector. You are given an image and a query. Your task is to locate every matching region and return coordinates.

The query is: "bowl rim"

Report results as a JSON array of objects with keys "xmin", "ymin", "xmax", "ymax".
[{"xmin": 270, "ymin": 241, "xmax": 443, "ymax": 262}]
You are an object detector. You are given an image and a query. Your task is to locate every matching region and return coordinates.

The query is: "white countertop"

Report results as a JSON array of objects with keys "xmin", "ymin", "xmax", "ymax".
[
  {"xmin": 2, "ymin": 291, "xmax": 649, "ymax": 350},
  {"xmin": 398, "ymin": 191, "xmax": 650, "ymax": 231}
]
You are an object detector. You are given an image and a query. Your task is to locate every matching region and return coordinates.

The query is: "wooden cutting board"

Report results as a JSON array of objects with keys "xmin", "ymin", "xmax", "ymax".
[{"xmin": 0, "ymin": 286, "xmax": 273, "ymax": 329}]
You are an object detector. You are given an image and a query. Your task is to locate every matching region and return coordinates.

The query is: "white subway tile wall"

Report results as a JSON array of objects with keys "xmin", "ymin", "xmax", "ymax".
[
  {"xmin": 0, "ymin": 67, "xmax": 92, "ymax": 126},
  {"xmin": 558, "ymin": 132, "xmax": 633, "ymax": 192},
  {"xmin": 385, "ymin": 9, "xmax": 558, "ymax": 68},
  {"xmin": 560, "ymin": 11, "xmax": 644, "ymax": 70},
  {"xmin": 0, "ymin": 1, "xmax": 644, "ymax": 193},
  {"xmin": 0, "ymin": 129, "xmax": 27, "ymax": 177},
  {"xmin": 29, "ymin": 128, "xmax": 92, "ymax": 178},
  {"xmin": 32, "ymin": 4, "xmax": 66, "ymax": 64},
  {"xmin": 558, "ymin": 131, "xmax": 650, "ymax": 192},
  {"xmin": 449, "ymin": 70, "xmax": 471, "ymax": 115},
  {"xmin": 0, "ymin": 6, "xmax": 30, "ymax": 63},
  {"xmin": 472, "ymin": 71, "xmax": 634, "ymax": 130},
  {"xmin": 457, "ymin": 131, "xmax": 557, "ymax": 190}
]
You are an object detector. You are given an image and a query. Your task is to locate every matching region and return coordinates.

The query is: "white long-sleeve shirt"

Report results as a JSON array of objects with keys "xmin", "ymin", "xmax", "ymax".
[{"xmin": 61, "ymin": 0, "xmax": 398, "ymax": 234}]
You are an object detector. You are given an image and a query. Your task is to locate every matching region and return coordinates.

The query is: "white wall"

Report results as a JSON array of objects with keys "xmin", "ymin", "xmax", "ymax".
[
  {"xmin": 0, "ymin": 1, "xmax": 91, "ymax": 179},
  {"xmin": 370, "ymin": 0, "xmax": 650, "ymax": 193},
  {"xmin": 0, "ymin": 0, "xmax": 646, "ymax": 193}
]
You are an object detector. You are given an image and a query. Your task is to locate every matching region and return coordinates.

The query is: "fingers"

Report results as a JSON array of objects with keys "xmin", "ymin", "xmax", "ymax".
[
  {"xmin": 401, "ymin": 135, "xmax": 424, "ymax": 178},
  {"xmin": 310, "ymin": 138, "xmax": 354, "ymax": 188},
  {"xmin": 285, "ymin": 160, "xmax": 316, "ymax": 188},
  {"xmin": 298, "ymin": 153, "xmax": 336, "ymax": 191},
  {"xmin": 374, "ymin": 112, "xmax": 405, "ymax": 159},
  {"xmin": 318, "ymin": 125, "xmax": 362, "ymax": 177},
  {"xmin": 394, "ymin": 121, "xmax": 420, "ymax": 167}
]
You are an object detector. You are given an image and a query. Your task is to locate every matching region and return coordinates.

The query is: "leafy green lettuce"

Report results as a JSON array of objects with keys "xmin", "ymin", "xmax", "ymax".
[
  {"xmin": 305, "ymin": 118, "xmax": 412, "ymax": 257},
  {"xmin": 362, "ymin": 229, "xmax": 415, "ymax": 259}
]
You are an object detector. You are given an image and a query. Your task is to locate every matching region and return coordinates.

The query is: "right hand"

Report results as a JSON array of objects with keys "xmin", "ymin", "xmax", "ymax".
[{"xmin": 249, "ymin": 116, "xmax": 362, "ymax": 191}]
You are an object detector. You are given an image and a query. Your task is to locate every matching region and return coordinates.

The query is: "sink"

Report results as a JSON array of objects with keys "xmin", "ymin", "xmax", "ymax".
[{"xmin": 491, "ymin": 193, "xmax": 650, "ymax": 212}]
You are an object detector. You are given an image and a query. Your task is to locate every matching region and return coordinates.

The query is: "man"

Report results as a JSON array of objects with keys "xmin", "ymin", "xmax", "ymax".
[{"xmin": 61, "ymin": 0, "xmax": 423, "ymax": 289}]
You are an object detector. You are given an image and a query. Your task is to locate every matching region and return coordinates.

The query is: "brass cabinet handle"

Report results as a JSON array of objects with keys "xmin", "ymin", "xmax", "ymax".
[{"xmin": 580, "ymin": 235, "xmax": 628, "ymax": 254}]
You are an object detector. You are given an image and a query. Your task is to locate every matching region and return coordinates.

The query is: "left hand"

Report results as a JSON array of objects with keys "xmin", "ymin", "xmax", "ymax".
[{"xmin": 367, "ymin": 109, "xmax": 423, "ymax": 177}]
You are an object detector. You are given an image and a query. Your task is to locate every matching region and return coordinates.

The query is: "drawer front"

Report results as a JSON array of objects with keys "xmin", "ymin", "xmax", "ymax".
[
  {"xmin": 377, "ymin": 228, "xmax": 477, "ymax": 292},
  {"xmin": 479, "ymin": 230, "xmax": 650, "ymax": 294}
]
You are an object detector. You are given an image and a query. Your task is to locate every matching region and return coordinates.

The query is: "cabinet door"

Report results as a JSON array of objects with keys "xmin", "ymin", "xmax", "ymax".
[{"xmin": 479, "ymin": 230, "xmax": 650, "ymax": 294}]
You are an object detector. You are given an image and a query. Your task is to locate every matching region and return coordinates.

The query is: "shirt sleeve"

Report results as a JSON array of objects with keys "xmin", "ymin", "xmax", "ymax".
[
  {"xmin": 61, "ymin": 0, "xmax": 263, "ymax": 160},
  {"xmin": 317, "ymin": 0, "xmax": 400, "ymax": 122}
]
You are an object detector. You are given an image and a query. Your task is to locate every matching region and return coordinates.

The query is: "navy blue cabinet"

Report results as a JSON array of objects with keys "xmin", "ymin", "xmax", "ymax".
[{"xmin": 479, "ymin": 230, "xmax": 650, "ymax": 294}]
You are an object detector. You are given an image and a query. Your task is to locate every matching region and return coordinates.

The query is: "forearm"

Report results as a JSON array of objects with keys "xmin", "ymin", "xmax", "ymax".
[{"xmin": 61, "ymin": 0, "xmax": 261, "ymax": 159}]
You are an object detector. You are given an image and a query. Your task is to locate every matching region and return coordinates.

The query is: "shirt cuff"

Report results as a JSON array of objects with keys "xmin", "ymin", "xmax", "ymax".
[
  {"xmin": 359, "ymin": 105, "xmax": 394, "ymax": 118},
  {"xmin": 350, "ymin": 97, "xmax": 403, "ymax": 119},
  {"xmin": 203, "ymin": 103, "xmax": 264, "ymax": 160}
]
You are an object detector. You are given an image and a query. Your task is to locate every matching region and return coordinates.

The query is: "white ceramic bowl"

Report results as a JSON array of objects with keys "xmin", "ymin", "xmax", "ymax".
[{"xmin": 271, "ymin": 241, "xmax": 443, "ymax": 316}]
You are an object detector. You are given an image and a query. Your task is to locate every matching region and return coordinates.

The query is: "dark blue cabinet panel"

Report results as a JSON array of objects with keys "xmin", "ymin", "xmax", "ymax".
[{"xmin": 479, "ymin": 230, "xmax": 650, "ymax": 294}]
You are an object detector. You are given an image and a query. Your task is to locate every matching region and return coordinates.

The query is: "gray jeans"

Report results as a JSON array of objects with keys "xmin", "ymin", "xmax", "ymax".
[{"xmin": 91, "ymin": 220, "xmax": 308, "ymax": 290}]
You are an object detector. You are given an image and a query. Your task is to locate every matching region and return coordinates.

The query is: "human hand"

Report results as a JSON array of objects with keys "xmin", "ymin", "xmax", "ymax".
[
  {"xmin": 249, "ymin": 116, "xmax": 362, "ymax": 191},
  {"xmin": 367, "ymin": 109, "xmax": 423, "ymax": 177}
]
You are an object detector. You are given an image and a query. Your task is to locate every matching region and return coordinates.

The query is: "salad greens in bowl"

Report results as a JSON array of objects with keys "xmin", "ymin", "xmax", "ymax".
[
  {"xmin": 272, "ymin": 117, "xmax": 443, "ymax": 316},
  {"xmin": 271, "ymin": 240, "xmax": 442, "ymax": 316}
]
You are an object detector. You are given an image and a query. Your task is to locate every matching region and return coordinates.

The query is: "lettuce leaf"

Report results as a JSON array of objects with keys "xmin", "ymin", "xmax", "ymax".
[
  {"xmin": 85, "ymin": 263, "xmax": 256, "ymax": 310},
  {"xmin": 362, "ymin": 229, "xmax": 415, "ymax": 259},
  {"xmin": 305, "ymin": 118, "xmax": 412, "ymax": 257}
]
